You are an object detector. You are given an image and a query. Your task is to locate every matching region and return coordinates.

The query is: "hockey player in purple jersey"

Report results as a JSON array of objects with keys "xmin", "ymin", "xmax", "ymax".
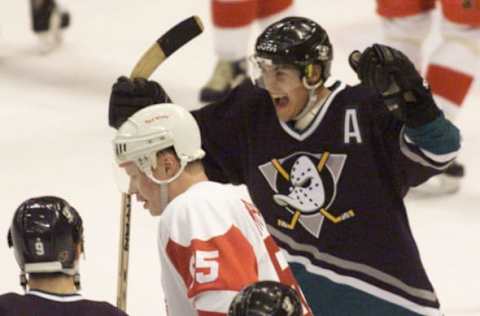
[
  {"xmin": 0, "ymin": 196, "xmax": 128, "ymax": 316},
  {"xmin": 108, "ymin": 16, "xmax": 460, "ymax": 315}
]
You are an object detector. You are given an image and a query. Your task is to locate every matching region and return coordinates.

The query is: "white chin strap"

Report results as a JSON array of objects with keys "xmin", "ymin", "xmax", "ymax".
[
  {"xmin": 293, "ymin": 77, "xmax": 325, "ymax": 130},
  {"xmin": 158, "ymin": 184, "xmax": 169, "ymax": 212}
]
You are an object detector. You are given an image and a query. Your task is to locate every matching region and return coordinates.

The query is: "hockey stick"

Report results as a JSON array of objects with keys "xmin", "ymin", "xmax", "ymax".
[
  {"xmin": 130, "ymin": 16, "xmax": 204, "ymax": 79},
  {"xmin": 117, "ymin": 192, "xmax": 131, "ymax": 311},
  {"xmin": 116, "ymin": 15, "xmax": 204, "ymax": 312}
]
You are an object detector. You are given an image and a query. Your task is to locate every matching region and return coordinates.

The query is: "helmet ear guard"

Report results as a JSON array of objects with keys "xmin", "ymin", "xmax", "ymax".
[
  {"xmin": 302, "ymin": 63, "xmax": 325, "ymax": 88},
  {"xmin": 305, "ymin": 64, "xmax": 314, "ymax": 79}
]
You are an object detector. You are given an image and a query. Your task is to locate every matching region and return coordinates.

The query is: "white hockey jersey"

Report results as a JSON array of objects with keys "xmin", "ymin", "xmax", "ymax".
[{"xmin": 157, "ymin": 181, "xmax": 312, "ymax": 316}]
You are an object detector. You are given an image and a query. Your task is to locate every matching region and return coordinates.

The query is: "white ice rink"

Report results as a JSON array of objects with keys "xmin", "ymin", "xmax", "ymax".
[{"xmin": 1, "ymin": 1, "xmax": 479, "ymax": 315}]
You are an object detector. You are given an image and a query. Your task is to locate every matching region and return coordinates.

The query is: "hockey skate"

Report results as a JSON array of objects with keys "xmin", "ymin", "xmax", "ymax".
[
  {"xmin": 199, "ymin": 59, "xmax": 247, "ymax": 103},
  {"xmin": 408, "ymin": 161, "xmax": 464, "ymax": 198},
  {"xmin": 30, "ymin": 0, "xmax": 70, "ymax": 53}
]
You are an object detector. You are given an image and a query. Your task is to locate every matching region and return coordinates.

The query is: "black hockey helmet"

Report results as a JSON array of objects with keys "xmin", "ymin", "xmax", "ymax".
[
  {"xmin": 254, "ymin": 16, "xmax": 333, "ymax": 83},
  {"xmin": 7, "ymin": 196, "xmax": 83, "ymax": 277},
  {"xmin": 228, "ymin": 281, "xmax": 302, "ymax": 316}
]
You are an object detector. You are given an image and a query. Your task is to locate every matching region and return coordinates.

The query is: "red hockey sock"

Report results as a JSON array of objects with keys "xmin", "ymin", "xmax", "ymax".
[
  {"xmin": 212, "ymin": 0, "xmax": 257, "ymax": 28},
  {"xmin": 426, "ymin": 64, "xmax": 474, "ymax": 108}
]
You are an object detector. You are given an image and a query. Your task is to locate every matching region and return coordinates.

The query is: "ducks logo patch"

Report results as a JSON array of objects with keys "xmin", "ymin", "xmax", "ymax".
[{"xmin": 259, "ymin": 151, "xmax": 355, "ymax": 238}]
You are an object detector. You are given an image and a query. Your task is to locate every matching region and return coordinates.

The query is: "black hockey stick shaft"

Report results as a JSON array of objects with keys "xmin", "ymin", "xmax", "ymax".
[{"xmin": 116, "ymin": 15, "xmax": 204, "ymax": 312}]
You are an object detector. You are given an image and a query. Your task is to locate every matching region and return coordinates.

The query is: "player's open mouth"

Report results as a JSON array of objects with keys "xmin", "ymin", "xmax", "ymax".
[{"xmin": 273, "ymin": 96, "xmax": 289, "ymax": 108}]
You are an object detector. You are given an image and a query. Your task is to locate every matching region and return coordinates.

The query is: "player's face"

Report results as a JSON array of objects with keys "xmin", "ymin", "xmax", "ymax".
[
  {"xmin": 122, "ymin": 162, "xmax": 164, "ymax": 216},
  {"xmin": 270, "ymin": 84, "xmax": 310, "ymax": 123},
  {"xmin": 258, "ymin": 63, "xmax": 309, "ymax": 122}
]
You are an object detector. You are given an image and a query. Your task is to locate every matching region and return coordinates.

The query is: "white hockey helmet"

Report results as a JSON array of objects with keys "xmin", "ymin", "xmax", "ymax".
[{"xmin": 113, "ymin": 103, "xmax": 205, "ymax": 182}]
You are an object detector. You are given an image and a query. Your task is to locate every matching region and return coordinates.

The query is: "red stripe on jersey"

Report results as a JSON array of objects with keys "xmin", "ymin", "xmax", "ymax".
[
  {"xmin": 257, "ymin": 0, "xmax": 293, "ymax": 19},
  {"xmin": 426, "ymin": 64, "xmax": 474, "ymax": 106},
  {"xmin": 441, "ymin": 0, "xmax": 480, "ymax": 26},
  {"xmin": 198, "ymin": 311, "xmax": 226, "ymax": 316},
  {"xmin": 166, "ymin": 226, "xmax": 258, "ymax": 298},
  {"xmin": 376, "ymin": 0, "xmax": 435, "ymax": 18},
  {"xmin": 212, "ymin": 0, "xmax": 257, "ymax": 28}
]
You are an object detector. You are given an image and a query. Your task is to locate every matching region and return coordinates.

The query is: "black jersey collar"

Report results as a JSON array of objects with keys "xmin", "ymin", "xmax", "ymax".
[
  {"xmin": 27, "ymin": 289, "xmax": 83, "ymax": 302},
  {"xmin": 279, "ymin": 81, "xmax": 346, "ymax": 141}
]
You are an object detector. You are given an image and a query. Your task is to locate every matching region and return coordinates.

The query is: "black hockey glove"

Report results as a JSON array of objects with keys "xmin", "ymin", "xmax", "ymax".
[
  {"xmin": 349, "ymin": 44, "xmax": 441, "ymax": 128},
  {"xmin": 108, "ymin": 76, "xmax": 172, "ymax": 129}
]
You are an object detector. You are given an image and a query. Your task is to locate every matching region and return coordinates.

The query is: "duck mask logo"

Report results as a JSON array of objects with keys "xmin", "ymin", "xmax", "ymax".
[{"xmin": 258, "ymin": 151, "xmax": 355, "ymax": 238}]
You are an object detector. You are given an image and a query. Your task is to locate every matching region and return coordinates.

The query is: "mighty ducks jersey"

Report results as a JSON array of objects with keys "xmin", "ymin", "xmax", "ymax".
[
  {"xmin": 0, "ymin": 290, "xmax": 127, "ymax": 316},
  {"xmin": 157, "ymin": 181, "xmax": 312, "ymax": 316},
  {"xmin": 192, "ymin": 80, "xmax": 459, "ymax": 315}
]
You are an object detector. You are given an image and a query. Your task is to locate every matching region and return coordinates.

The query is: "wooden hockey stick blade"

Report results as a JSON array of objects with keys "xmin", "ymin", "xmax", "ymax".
[
  {"xmin": 116, "ymin": 192, "xmax": 132, "ymax": 311},
  {"xmin": 130, "ymin": 15, "xmax": 204, "ymax": 79}
]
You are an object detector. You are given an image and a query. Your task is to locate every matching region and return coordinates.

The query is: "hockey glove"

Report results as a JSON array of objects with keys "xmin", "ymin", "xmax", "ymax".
[
  {"xmin": 108, "ymin": 76, "xmax": 172, "ymax": 129},
  {"xmin": 349, "ymin": 44, "xmax": 441, "ymax": 128}
]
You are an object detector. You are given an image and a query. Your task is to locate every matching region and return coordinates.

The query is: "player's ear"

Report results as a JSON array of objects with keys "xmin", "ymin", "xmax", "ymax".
[
  {"xmin": 155, "ymin": 150, "xmax": 180, "ymax": 178},
  {"xmin": 164, "ymin": 152, "xmax": 181, "ymax": 177}
]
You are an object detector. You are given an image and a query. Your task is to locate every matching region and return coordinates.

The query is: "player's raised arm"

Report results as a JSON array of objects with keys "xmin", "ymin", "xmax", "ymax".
[{"xmin": 350, "ymin": 44, "xmax": 461, "ymax": 178}]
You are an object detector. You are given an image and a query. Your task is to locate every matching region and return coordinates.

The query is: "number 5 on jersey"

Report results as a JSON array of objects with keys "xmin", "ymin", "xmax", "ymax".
[{"xmin": 190, "ymin": 250, "xmax": 219, "ymax": 284}]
